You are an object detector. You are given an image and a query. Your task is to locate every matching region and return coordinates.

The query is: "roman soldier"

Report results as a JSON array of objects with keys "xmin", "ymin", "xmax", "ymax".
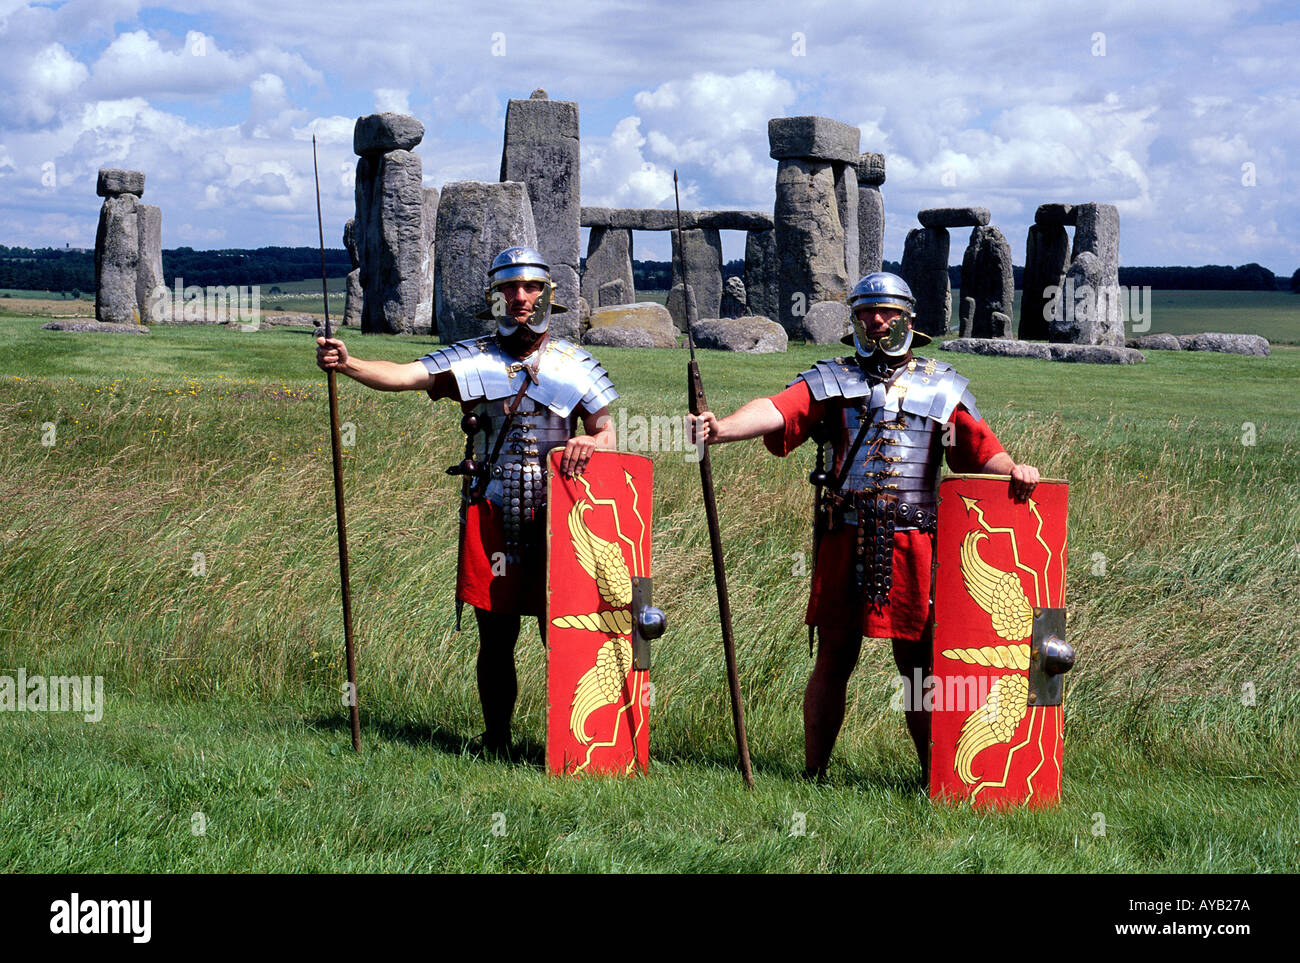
[
  {"xmin": 690, "ymin": 272, "xmax": 1040, "ymax": 783},
  {"xmin": 316, "ymin": 246, "xmax": 618, "ymax": 755}
]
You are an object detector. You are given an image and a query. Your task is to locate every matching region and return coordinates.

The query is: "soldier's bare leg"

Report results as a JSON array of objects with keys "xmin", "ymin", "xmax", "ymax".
[
  {"xmin": 891, "ymin": 620, "xmax": 934, "ymax": 785},
  {"xmin": 474, "ymin": 607, "xmax": 522, "ymax": 752},
  {"xmin": 804, "ymin": 620, "xmax": 864, "ymax": 778}
]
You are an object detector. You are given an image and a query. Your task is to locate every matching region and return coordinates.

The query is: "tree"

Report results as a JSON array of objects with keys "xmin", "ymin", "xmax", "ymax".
[{"xmin": 1290, "ymin": 268, "xmax": 1300, "ymax": 293}]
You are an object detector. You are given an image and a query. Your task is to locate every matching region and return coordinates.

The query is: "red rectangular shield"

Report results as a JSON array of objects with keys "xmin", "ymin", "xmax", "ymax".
[
  {"xmin": 545, "ymin": 449, "xmax": 653, "ymax": 776},
  {"xmin": 930, "ymin": 474, "xmax": 1070, "ymax": 807}
]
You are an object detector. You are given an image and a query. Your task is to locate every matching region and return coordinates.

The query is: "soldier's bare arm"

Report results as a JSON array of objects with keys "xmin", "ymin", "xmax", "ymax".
[
  {"xmin": 560, "ymin": 406, "xmax": 616, "ymax": 477},
  {"xmin": 981, "ymin": 450, "xmax": 1040, "ymax": 502},
  {"xmin": 688, "ymin": 397, "xmax": 783, "ymax": 445},
  {"xmin": 315, "ymin": 337, "xmax": 433, "ymax": 392}
]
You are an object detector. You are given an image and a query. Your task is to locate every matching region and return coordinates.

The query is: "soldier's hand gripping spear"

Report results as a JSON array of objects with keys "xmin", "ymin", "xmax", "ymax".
[
  {"xmin": 313, "ymin": 136, "xmax": 361, "ymax": 752},
  {"xmin": 675, "ymin": 171, "xmax": 754, "ymax": 789}
]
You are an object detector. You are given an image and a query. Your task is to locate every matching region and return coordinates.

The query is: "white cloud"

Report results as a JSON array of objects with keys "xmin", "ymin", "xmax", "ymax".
[
  {"xmin": 0, "ymin": 1, "xmax": 1296, "ymax": 271},
  {"xmin": 88, "ymin": 29, "xmax": 321, "ymax": 101},
  {"xmin": 374, "ymin": 88, "xmax": 410, "ymax": 114}
]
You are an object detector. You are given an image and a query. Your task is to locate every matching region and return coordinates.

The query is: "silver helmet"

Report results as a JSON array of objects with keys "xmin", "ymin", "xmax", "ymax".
[
  {"xmin": 477, "ymin": 245, "xmax": 568, "ymax": 336},
  {"xmin": 845, "ymin": 272, "xmax": 927, "ymax": 357}
]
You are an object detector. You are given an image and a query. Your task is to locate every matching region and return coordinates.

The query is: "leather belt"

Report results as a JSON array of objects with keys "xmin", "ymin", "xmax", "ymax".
[{"xmin": 832, "ymin": 496, "xmax": 937, "ymax": 533}]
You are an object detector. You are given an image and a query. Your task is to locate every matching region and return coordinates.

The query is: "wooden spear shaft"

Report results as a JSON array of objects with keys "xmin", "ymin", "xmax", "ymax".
[
  {"xmin": 314, "ymin": 136, "xmax": 361, "ymax": 752},
  {"xmin": 675, "ymin": 171, "xmax": 754, "ymax": 789}
]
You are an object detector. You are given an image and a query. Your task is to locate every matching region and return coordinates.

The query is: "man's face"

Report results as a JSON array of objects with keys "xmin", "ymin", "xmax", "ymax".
[
  {"xmin": 495, "ymin": 279, "xmax": 546, "ymax": 323},
  {"xmin": 853, "ymin": 304, "xmax": 906, "ymax": 343}
]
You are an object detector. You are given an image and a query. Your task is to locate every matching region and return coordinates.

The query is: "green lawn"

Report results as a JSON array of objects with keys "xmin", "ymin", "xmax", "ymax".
[{"xmin": 0, "ymin": 316, "xmax": 1296, "ymax": 872}]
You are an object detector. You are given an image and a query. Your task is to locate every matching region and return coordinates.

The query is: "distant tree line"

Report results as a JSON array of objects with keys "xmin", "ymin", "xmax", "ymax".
[
  {"xmin": 0, "ymin": 245, "xmax": 350, "ymax": 292},
  {"xmin": 623, "ymin": 258, "xmax": 1292, "ymax": 292},
  {"xmin": 1, "ymin": 244, "xmax": 1292, "ymax": 294}
]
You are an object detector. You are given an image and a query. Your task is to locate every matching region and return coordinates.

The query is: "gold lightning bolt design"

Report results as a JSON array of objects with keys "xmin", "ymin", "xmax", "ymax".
[
  {"xmin": 577, "ymin": 474, "xmax": 639, "ymax": 577},
  {"xmin": 624, "ymin": 468, "xmax": 646, "ymax": 575},
  {"xmin": 1024, "ymin": 707, "xmax": 1050, "ymax": 802},
  {"xmin": 960, "ymin": 494, "xmax": 1043, "ymax": 605},
  {"xmin": 1028, "ymin": 498, "xmax": 1053, "ymax": 603}
]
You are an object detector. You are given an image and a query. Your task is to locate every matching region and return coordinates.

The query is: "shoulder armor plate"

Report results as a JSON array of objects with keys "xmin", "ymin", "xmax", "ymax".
[
  {"xmin": 790, "ymin": 357, "xmax": 875, "ymax": 402},
  {"xmin": 885, "ymin": 357, "xmax": 981, "ymax": 424},
  {"xmin": 419, "ymin": 337, "xmax": 617, "ymax": 418}
]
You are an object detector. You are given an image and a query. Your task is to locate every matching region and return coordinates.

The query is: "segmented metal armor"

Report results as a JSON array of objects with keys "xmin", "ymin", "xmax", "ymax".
[
  {"xmin": 420, "ymin": 336, "xmax": 618, "ymax": 559},
  {"xmin": 794, "ymin": 354, "xmax": 982, "ymax": 605}
]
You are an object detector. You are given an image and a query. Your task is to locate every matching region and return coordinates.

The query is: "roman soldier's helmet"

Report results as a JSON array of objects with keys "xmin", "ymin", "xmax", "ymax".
[
  {"xmin": 844, "ymin": 271, "xmax": 930, "ymax": 357},
  {"xmin": 476, "ymin": 245, "xmax": 568, "ymax": 336}
]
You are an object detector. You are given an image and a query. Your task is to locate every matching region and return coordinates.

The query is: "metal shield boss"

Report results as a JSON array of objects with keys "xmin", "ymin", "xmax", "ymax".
[
  {"xmin": 929, "ymin": 475, "xmax": 1073, "ymax": 807},
  {"xmin": 546, "ymin": 449, "xmax": 662, "ymax": 776}
]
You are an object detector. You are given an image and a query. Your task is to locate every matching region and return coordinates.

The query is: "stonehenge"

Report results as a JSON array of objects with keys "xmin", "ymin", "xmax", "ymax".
[
  {"xmin": 856, "ymin": 153, "xmax": 885, "ymax": 276},
  {"xmin": 900, "ymin": 225, "xmax": 951, "ymax": 337},
  {"xmin": 500, "ymin": 90, "xmax": 582, "ymax": 340},
  {"xmin": 93, "ymin": 168, "xmax": 162, "ymax": 327},
  {"xmin": 900, "ymin": 206, "xmax": 1013, "ymax": 340},
  {"xmin": 351, "ymin": 112, "xmax": 437, "ymax": 335},
  {"xmin": 1022, "ymin": 202, "xmax": 1123, "ymax": 346},
  {"xmin": 959, "ymin": 224, "xmax": 1014, "ymax": 338},
  {"xmin": 433, "ymin": 180, "xmax": 538, "ymax": 343},
  {"xmin": 577, "ymin": 207, "xmax": 777, "ymax": 330},
  {"xmin": 581, "ymin": 227, "xmax": 634, "ymax": 309},
  {"xmin": 769, "ymin": 116, "xmax": 860, "ymax": 337},
  {"xmin": 667, "ymin": 227, "xmax": 723, "ymax": 328},
  {"xmin": 77, "ymin": 90, "xmax": 1146, "ymax": 363}
]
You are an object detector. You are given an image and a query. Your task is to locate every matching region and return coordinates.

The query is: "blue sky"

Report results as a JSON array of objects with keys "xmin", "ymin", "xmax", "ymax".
[{"xmin": 1, "ymin": 0, "xmax": 1296, "ymax": 272}]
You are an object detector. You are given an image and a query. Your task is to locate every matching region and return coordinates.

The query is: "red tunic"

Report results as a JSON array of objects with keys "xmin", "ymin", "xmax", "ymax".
[
  {"xmin": 428, "ymin": 373, "xmax": 561, "ymax": 618},
  {"xmin": 764, "ymin": 377, "xmax": 1005, "ymax": 641}
]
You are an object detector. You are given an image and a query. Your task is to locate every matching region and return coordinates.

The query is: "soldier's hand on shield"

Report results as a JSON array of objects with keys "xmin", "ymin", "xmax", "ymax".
[
  {"xmin": 561, "ymin": 435, "xmax": 598, "ymax": 478},
  {"xmin": 1010, "ymin": 463, "xmax": 1040, "ymax": 502},
  {"xmin": 316, "ymin": 337, "xmax": 349, "ymax": 372}
]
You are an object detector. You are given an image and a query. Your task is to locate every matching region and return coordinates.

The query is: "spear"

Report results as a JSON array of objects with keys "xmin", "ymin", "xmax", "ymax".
[
  {"xmin": 674, "ymin": 171, "xmax": 754, "ymax": 789},
  {"xmin": 314, "ymin": 136, "xmax": 361, "ymax": 752}
]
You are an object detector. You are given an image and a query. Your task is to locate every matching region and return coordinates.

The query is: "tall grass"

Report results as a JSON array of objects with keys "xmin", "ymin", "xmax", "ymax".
[{"xmin": 0, "ymin": 317, "xmax": 1295, "ymax": 871}]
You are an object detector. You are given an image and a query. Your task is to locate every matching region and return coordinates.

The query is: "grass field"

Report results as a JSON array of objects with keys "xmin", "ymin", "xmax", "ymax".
[{"xmin": 0, "ymin": 314, "xmax": 1296, "ymax": 873}]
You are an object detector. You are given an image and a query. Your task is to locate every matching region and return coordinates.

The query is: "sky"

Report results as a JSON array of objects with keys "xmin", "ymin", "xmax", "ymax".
[{"xmin": 0, "ymin": 0, "xmax": 1296, "ymax": 272}]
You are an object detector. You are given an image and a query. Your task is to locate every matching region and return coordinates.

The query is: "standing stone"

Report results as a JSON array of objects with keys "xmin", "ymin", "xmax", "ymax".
[
  {"xmin": 95, "ymin": 194, "xmax": 140, "ymax": 325},
  {"xmin": 774, "ymin": 158, "xmax": 849, "ymax": 336},
  {"xmin": 581, "ymin": 227, "xmax": 634, "ymax": 308},
  {"xmin": 1071, "ymin": 203, "xmax": 1120, "ymax": 278},
  {"xmin": 354, "ymin": 149, "xmax": 431, "ymax": 335},
  {"xmin": 500, "ymin": 92, "xmax": 581, "ymax": 321},
  {"xmin": 856, "ymin": 153, "xmax": 885, "ymax": 277},
  {"xmin": 802, "ymin": 301, "xmax": 852, "ymax": 344},
  {"xmin": 959, "ymin": 297, "xmax": 975, "ymax": 338},
  {"xmin": 134, "ymin": 203, "xmax": 163, "ymax": 323},
  {"xmin": 667, "ymin": 227, "xmax": 723, "ymax": 329},
  {"xmin": 342, "ymin": 218, "xmax": 361, "ymax": 328},
  {"xmin": 1051, "ymin": 253, "xmax": 1121, "ymax": 346},
  {"xmin": 720, "ymin": 276, "xmax": 747, "ymax": 318},
  {"xmin": 417, "ymin": 185, "xmax": 438, "ymax": 335},
  {"xmin": 834, "ymin": 164, "xmax": 859, "ymax": 282},
  {"xmin": 597, "ymin": 279, "xmax": 627, "ymax": 307},
  {"xmin": 961, "ymin": 225, "xmax": 1015, "ymax": 340},
  {"xmin": 433, "ymin": 180, "xmax": 538, "ymax": 343},
  {"xmin": 344, "ymin": 270, "xmax": 363, "ymax": 327},
  {"xmin": 1055, "ymin": 202, "xmax": 1122, "ymax": 346},
  {"xmin": 343, "ymin": 218, "xmax": 360, "ymax": 269},
  {"xmin": 900, "ymin": 227, "xmax": 950, "ymax": 337},
  {"xmin": 1020, "ymin": 222, "xmax": 1070, "ymax": 340},
  {"xmin": 743, "ymin": 229, "xmax": 780, "ymax": 325}
]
